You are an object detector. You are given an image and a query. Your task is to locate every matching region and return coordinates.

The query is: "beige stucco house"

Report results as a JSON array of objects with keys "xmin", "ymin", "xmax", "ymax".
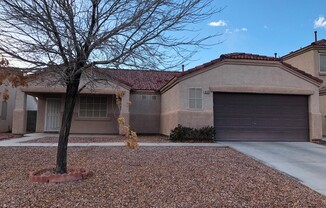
[
  {"xmin": 283, "ymin": 38, "xmax": 326, "ymax": 136},
  {"xmin": 12, "ymin": 52, "xmax": 323, "ymax": 142}
]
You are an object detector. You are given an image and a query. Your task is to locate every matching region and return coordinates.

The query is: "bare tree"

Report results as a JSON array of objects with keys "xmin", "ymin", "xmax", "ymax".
[{"xmin": 0, "ymin": 0, "xmax": 220, "ymax": 173}]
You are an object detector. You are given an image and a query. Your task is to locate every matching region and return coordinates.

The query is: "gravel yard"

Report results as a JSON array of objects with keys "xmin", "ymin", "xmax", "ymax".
[
  {"xmin": 0, "ymin": 133, "xmax": 20, "ymax": 142},
  {"xmin": 23, "ymin": 135, "xmax": 171, "ymax": 143},
  {"xmin": 0, "ymin": 147, "xmax": 325, "ymax": 207}
]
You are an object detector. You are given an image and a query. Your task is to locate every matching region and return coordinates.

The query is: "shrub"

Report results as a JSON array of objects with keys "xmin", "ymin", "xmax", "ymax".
[{"xmin": 169, "ymin": 124, "xmax": 215, "ymax": 142}]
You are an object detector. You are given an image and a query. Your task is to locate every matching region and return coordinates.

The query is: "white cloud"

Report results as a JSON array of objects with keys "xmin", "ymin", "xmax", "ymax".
[
  {"xmin": 263, "ymin": 25, "xmax": 269, "ymax": 30},
  {"xmin": 234, "ymin": 27, "xmax": 248, "ymax": 32},
  {"xmin": 209, "ymin": 20, "xmax": 227, "ymax": 27},
  {"xmin": 314, "ymin": 16, "xmax": 326, "ymax": 29},
  {"xmin": 225, "ymin": 29, "xmax": 232, "ymax": 34}
]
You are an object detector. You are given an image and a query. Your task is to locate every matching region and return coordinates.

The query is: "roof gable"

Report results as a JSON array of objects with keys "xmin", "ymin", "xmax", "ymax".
[
  {"xmin": 283, "ymin": 39, "xmax": 326, "ymax": 59},
  {"xmin": 163, "ymin": 53, "xmax": 322, "ymax": 90}
]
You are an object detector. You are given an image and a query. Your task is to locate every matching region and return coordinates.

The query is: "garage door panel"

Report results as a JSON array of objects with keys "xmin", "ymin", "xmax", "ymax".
[
  {"xmin": 215, "ymin": 129, "xmax": 308, "ymax": 141},
  {"xmin": 215, "ymin": 117, "xmax": 308, "ymax": 127},
  {"xmin": 213, "ymin": 93, "xmax": 309, "ymax": 141}
]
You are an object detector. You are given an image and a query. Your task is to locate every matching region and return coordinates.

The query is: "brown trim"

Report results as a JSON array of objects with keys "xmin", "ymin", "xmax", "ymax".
[{"xmin": 210, "ymin": 85, "xmax": 314, "ymax": 95}]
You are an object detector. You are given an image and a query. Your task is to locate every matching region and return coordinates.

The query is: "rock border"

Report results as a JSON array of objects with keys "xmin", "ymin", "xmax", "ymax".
[{"xmin": 29, "ymin": 166, "xmax": 90, "ymax": 183}]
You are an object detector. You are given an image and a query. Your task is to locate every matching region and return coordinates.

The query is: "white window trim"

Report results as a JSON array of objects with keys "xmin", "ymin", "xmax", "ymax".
[
  {"xmin": 188, "ymin": 87, "xmax": 203, "ymax": 110},
  {"xmin": 78, "ymin": 96, "xmax": 108, "ymax": 118}
]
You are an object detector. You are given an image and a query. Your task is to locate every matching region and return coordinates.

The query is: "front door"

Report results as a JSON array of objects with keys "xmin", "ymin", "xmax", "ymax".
[{"xmin": 45, "ymin": 99, "xmax": 61, "ymax": 131}]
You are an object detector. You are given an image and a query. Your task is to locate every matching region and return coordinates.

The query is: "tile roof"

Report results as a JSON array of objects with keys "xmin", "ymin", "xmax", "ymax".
[
  {"xmin": 311, "ymin": 39, "xmax": 326, "ymax": 46},
  {"xmin": 283, "ymin": 39, "xmax": 326, "ymax": 58},
  {"xmin": 320, "ymin": 86, "xmax": 326, "ymax": 93},
  {"xmin": 180, "ymin": 53, "xmax": 322, "ymax": 84},
  {"xmin": 181, "ymin": 53, "xmax": 280, "ymax": 76},
  {"xmin": 220, "ymin": 53, "xmax": 280, "ymax": 61},
  {"xmin": 99, "ymin": 69, "xmax": 180, "ymax": 91}
]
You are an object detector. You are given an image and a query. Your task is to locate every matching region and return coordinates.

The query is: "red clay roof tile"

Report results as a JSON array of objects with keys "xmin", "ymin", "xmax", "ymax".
[
  {"xmin": 98, "ymin": 69, "xmax": 180, "ymax": 91},
  {"xmin": 311, "ymin": 39, "xmax": 326, "ymax": 46},
  {"xmin": 220, "ymin": 53, "xmax": 280, "ymax": 61}
]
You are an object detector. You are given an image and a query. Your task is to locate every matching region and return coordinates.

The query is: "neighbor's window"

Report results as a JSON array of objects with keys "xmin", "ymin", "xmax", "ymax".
[
  {"xmin": 189, "ymin": 88, "xmax": 202, "ymax": 109},
  {"xmin": 320, "ymin": 54, "xmax": 326, "ymax": 72},
  {"xmin": 79, "ymin": 96, "xmax": 107, "ymax": 118}
]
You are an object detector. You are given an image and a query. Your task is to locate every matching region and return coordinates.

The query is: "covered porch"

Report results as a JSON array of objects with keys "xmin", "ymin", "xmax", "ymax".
[{"xmin": 12, "ymin": 84, "xmax": 131, "ymax": 135}]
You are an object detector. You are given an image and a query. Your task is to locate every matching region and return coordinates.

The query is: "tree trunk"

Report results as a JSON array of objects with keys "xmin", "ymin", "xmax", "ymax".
[{"xmin": 56, "ymin": 73, "xmax": 81, "ymax": 174}]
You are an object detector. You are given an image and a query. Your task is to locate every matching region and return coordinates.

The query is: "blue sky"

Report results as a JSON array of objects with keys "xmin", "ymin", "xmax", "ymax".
[{"xmin": 185, "ymin": 0, "xmax": 326, "ymax": 69}]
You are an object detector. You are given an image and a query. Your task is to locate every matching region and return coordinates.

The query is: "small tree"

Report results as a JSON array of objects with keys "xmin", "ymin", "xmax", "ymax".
[
  {"xmin": 0, "ymin": 0, "xmax": 221, "ymax": 173},
  {"xmin": 0, "ymin": 56, "xmax": 27, "ymax": 102}
]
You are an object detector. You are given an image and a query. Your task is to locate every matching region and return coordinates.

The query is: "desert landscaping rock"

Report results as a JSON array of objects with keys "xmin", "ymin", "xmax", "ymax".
[
  {"xmin": 23, "ymin": 135, "xmax": 171, "ymax": 143},
  {"xmin": 0, "ymin": 146, "xmax": 326, "ymax": 207}
]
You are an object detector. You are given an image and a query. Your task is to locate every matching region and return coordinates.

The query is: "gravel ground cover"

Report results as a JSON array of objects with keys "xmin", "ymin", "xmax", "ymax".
[
  {"xmin": 0, "ymin": 147, "xmax": 325, "ymax": 207},
  {"xmin": 23, "ymin": 135, "xmax": 171, "ymax": 143},
  {"xmin": 0, "ymin": 133, "xmax": 20, "ymax": 142}
]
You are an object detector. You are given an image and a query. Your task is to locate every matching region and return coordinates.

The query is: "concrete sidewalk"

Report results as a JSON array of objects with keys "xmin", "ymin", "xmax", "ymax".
[
  {"xmin": 221, "ymin": 142, "xmax": 326, "ymax": 196},
  {"xmin": 0, "ymin": 133, "xmax": 226, "ymax": 147}
]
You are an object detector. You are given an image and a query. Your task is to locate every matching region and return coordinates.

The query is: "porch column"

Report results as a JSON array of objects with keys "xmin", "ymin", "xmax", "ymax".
[
  {"xmin": 12, "ymin": 88, "xmax": 27, "ymax": 134},
  {"xmin": 119, "ymin": 90, "xmax": 130, "ymax": 135}
]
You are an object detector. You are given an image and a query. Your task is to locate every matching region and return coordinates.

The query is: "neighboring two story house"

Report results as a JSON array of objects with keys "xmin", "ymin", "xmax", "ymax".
[{"xmin": 283, "ymin": 38, "xmax": 326, "ymax": 136}]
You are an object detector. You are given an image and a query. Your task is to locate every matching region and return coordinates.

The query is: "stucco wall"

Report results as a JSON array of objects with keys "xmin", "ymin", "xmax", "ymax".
[
  {"xmin": 35, "ymin": 96, "xmax": 47, "ymax": 132},
  {"xmin": 129, "ymin": 93, "xmax": 161, "ymax": 134},
  {"xmin": 70, "ymin": 94, "xmax": 119, "ymax": 134},
  {"xmin": 160, "ymin": 62, "xmax": 322, "ymax": 140},
  {"xmin": 21, "ymin": 76, "xmax": 130, "ymax": 134},
  {"xmin": 160, "ymin": 84, "xmax": 180, "ymax": 135},
  {"xmin": 319, "ymin": 95, "xmax": 326, "ymax": 136},
  {"xmin": 35, "ymin": 93, "xmax": 120, "ymax": 134},
  {"xmin": 284, "ymin": 50, "xmax": 316, "ymax": 77},
  {"xmin": 0, "ymin": 85, "xmax": 16, "ymax": 132},
  {"xmin": 284, "ymin": 49, "xmax": 326, "ymax": 136}
]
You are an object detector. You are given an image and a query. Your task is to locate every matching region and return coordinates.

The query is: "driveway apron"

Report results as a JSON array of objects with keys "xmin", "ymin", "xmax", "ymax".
[{"xmin": 221, "ymin": 142, "xmax": 326, "ymax": 196}]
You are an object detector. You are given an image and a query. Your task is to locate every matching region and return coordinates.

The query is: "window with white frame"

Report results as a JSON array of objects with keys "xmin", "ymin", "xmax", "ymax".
[
  {"xmin": 189, "ymin": 88, "xmax": 202, "ymax": 109},
  {"xmin": 320, "ymin": 54, "xmax": 326, "ymax": 72},
  {"xmin": 79, "ymin": 96, "xmax": 107, "ymax": 118}
]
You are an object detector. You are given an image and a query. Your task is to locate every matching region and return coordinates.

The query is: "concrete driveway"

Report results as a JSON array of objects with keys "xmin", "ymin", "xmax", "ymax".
[{"xmin": 221, "ymin": 142, "xmax": 326, "ymax": 196}]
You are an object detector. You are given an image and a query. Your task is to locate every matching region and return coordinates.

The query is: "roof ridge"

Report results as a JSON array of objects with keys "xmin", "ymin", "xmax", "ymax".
[
  {"xmin": 176, "ymin": 53, "xmax": 322, "ymax": 85},
  {"xmin": 102, "ymin": 68, "xmax": 181, "ymax": 73}
]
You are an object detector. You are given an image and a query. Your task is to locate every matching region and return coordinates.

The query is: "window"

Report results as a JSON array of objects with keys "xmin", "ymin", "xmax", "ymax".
[
  {"xmin": 189, "ymin": 88, "xmax": 202, "ymax": 109},
  {"xmin": 79, "ymin": 96, "xmax": 107, "ymax": 118},
  {"xmin": 320, "ymin": 54, "xmax": 326, "ymax": 72}
]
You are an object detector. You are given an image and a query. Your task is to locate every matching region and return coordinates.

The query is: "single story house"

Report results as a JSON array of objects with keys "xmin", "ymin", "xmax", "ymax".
[{"xmin": 12, "ymin": 52, "xmax": 323, "ymax": 142}]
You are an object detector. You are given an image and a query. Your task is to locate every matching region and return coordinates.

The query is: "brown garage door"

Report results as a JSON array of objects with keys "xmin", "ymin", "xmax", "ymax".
[{"xmin": 213, "ymin": 93, "xmax": 309, "ymax": 141}]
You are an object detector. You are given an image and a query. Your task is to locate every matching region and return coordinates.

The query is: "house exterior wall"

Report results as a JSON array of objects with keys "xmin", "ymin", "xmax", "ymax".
[
  {"xmin": 284, "ymin": 50, "xmax": 317, "ymax": 77},
  {"xmin": 160, "ymin": 62, "xmax": 322, "ymax": 141},
  {"xmin": 284, "ymin": 48, "xmax": 326, "ymax": 136},
  {"xmin": 129, "ymin": 92, "xmax": 161, "ymax": 134},
  {"xmin": 15, "ymin": 76, "xmax": 131, "ymax": 135},
  {"xmin": 319, "ymin": 95, "xmax": 326, "ymax": 135},
  {"xmin": 35, "ymin": 96, "xmax": 47, "ymax": 132},
  {"xmin": 0, "ymin": 85, "xmax": 16, "ymax": 132},
  {"xmin": 160, "ymin": 84, "xmax": 180, "ymax": 136},
  {"xmin": 34, "ymin": 93, "xmax": 120, "ymax": 134},
  {"xmin": 70, "ymin": 94, "xmax": 119, "ymax": 134}
]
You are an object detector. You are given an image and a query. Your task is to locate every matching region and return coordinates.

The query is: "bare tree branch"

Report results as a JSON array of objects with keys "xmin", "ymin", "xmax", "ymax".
[{"xmin": 0, "ymin": 0, "xmax": 222, "ymax": 173}]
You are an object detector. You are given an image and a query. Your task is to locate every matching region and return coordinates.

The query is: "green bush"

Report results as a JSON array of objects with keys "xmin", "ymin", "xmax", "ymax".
[{"xmin": 169, "ymin": 124, "xmax": 215, "ymax": 142}]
